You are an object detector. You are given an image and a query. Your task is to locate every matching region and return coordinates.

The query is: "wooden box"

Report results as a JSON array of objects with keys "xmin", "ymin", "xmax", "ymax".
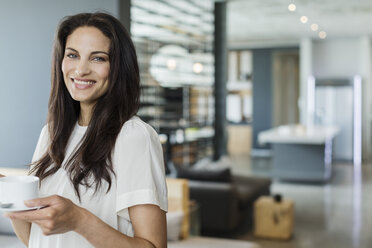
[
  {"xmin": 254, "ymin": 196, "xmax": 294, "ymax": 240},
  {"xmin": 166, "ymin": 178, "xmax": 190, "ymax": 240},
  {"xmin": 227, "ymin": 125, "xmax": 252, "ymax": 155}
]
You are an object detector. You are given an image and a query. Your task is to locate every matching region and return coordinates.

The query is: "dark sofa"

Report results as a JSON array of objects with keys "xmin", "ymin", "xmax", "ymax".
[{"xmin": 176, "ymin": 166, "xmax": 271, "ymax": 234}]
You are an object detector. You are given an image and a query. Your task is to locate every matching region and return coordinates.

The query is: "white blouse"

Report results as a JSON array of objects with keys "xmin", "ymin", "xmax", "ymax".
[{"xmin": 28, "ymin": 116, "xmax": 168, "ymax": 248}]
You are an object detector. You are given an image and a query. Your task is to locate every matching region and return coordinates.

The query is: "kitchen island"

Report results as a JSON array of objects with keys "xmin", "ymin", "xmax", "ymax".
[{"xmin": 258, "ymin": 125, "xmax": 339, "ymax": 182}]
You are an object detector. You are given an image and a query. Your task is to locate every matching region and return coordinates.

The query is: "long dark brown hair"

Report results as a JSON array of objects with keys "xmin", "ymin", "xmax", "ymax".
[{"xmin": 30, "ymin": 12, "xmax": 140, "ymax": 199}]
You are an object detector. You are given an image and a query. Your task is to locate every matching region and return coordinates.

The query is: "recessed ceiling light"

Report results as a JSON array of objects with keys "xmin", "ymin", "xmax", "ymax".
[
  {"xmin": 300, "ymin": 16, "xmax": 308, "ymax": 24},
  {"xmin": 288, "ymin": 3, "xmax": 296, "ymax": 11},
  {"xmin": 319, "ymin": 31, "xmax": 327, "ymax": 39},
  {"xmin": 311, "ymin": 24, "xmax": 319, "ymax": 31}
]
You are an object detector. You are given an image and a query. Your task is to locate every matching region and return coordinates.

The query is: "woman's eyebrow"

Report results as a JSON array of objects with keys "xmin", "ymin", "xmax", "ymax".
[
  {"xmin": 91, "ymin": 51, "xmax": 109, "ymax": 56},
  {"xmin": 65, "ymin": 47, "xmax": 109, "ymax": 56},
  {"xmin": 65, "ymin": 47, "xmax": 78, "ymax": 53}
]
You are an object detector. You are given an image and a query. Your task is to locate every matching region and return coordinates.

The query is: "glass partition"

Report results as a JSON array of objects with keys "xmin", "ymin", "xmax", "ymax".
[{"xmin": 131, "ymin": 0, "xmax": 215, "ymax": 169}]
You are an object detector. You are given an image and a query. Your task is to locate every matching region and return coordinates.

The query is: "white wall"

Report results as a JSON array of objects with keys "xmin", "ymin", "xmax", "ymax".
[
  {"xmin": 0, "ymin": 0, "xmax": 118, "ymax": 168},
  {"xmin": 312, "ymin": 38, "xmax": 361, "ymax": 78},
  {"xmin": 300, "ymin": 37, "xmax": 372, "ymax": 160}
]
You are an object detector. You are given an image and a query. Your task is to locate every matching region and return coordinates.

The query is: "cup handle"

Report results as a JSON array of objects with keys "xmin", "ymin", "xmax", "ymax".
[
  {"xmin": 0, "ymin": 174, "xmax": 4, "ymax": 200},
  {"xmin": 0, "ymin": 182, "xmax": 3, "ymax": 202}
]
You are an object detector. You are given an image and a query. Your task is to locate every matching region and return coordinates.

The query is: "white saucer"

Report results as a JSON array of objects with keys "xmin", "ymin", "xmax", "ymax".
[{"xmin": 0, "ymin": 206, "xmax": 43, "ymax": 212}]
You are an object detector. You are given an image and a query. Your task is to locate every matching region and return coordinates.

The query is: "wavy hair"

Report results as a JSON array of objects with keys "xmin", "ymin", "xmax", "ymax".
[{"xmin": 30, "ymin": 12, "xmax": 140, "ymax": 199}]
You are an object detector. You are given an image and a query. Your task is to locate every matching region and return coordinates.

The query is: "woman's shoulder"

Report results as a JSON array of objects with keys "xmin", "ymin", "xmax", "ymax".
[
  {"xmin": 40, "ymin": 124, "xmax": 48, "ymax": 133},
  {"xmin": 117, "ymin": 116, "xmax": 159, "ymax": 143},
  {"xmin": 38, "ymin": 124, "xmax": 49, "ymax": 141}
]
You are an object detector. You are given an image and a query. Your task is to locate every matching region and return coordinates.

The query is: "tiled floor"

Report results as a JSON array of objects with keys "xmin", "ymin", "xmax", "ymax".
[{"xmin": 230, "ymin": 155, "xmax": 372, "ymax": 248}]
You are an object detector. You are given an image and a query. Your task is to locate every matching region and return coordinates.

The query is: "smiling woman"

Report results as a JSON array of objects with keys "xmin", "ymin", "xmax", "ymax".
[
  {"xmin": 5, "ymin": 12, "xmax": 168, "ymax": 248},
  {"xmin": 62, "ymin": 26, "xmax": 111, "ymax": 125}
]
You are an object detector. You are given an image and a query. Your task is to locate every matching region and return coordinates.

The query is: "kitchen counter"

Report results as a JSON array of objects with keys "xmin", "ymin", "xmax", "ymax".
[
  {"xmin": 258, "ymin": 125, "xmax": 340, "ymax": 182},
  {"xmin": 258, "ymin": 125, "xmax": 339, "ymax": 145}
]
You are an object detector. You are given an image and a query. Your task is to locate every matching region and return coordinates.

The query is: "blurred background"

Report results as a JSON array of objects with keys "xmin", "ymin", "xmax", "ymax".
[{"xmin": 0, "ymin": 0, "xmax": 371, "ymax": 247}]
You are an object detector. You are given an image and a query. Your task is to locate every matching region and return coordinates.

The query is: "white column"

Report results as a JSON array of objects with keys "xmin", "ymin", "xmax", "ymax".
[
  {"xmin": 358, "ymin": 37, "xmax": 372, "ymax": 160},
  {"xmin": 299, "ymin": 38, "xmax": 313, "ymax": 125}
]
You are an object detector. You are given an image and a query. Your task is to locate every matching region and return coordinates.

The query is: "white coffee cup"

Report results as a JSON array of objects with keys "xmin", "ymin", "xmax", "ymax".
[{"xmin": 0, "ymin": 176, "xmax": 39, "ymax": 209}]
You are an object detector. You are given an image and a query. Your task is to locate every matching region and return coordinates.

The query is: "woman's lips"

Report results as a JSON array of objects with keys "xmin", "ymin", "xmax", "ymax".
[{"xmin": 71, "ymin": 78, "xmax": 96, "ymax": 90}]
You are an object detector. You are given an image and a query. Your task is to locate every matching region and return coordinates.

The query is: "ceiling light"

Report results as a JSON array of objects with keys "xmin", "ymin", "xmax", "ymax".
[
  {"xmin": 319, "ymin": 31, "xmax": 327, "ymax": 39},
  {"xmin": 167, "ymin": 59, "xmax": 177, "ymax": 71},
  {"xmin": 288, "ymin": 3, "xmax": 296, "ymax": 11},
  {"xmin": 310, "ymin": 24, "xmax": 319, "ymax": 31},
  {"xmin": 300, "ymin": 16, "xmax": 308, "ymax": 23},
  {"xmin": 193, "ymin": 63, "xmax": 203, "ymax": 74}
]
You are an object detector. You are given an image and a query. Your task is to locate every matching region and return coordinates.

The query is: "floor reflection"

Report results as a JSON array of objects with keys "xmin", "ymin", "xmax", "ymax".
[
  {"xmin": 230, "ymin": 154, "xmax": 372, "ymax": 248},
  {"xmin": 353, "ymin": 162, "xmax": 362, "ymax": 248}
]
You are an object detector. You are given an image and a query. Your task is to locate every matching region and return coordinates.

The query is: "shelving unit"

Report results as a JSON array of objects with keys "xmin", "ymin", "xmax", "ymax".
[
  {"xmin": 131, "ymin": 0, "xmax": 215, "ymax": 170},
  {"xmin": 226, "ymin": 50, "xmax": 253, "ymax": 155},
  {"xmin": 227, "ymin": 50, "xmax": 253, "ymax": 124}
]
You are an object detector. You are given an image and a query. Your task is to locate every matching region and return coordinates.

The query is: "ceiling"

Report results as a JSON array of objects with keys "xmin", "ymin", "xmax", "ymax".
[{"xmin": 227, "ymin": 0, "xmax": 372, "ymax": 48}]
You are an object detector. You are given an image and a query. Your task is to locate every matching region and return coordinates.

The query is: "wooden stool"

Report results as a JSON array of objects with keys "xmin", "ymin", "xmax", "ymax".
[{"xmin": 254, "ymin": 195, "xmax": 294, "ymax": 240}]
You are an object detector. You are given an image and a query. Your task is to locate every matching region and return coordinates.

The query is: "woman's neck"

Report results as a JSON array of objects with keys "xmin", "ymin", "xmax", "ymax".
[{"xmin": 79, "ymin": 103, "xmax": 93, "ymax": 126}]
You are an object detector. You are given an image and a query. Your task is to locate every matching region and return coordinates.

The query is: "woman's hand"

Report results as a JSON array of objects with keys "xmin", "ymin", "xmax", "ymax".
[
  {"xmin": 6, "ymin": 195, "xmax": 85, "ymax": 236},
  {"xmin": 7, "ymin": 194, "xmax": 167, "ymax": 248}
]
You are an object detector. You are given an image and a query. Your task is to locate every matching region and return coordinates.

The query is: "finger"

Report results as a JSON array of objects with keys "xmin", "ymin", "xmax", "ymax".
[
  {"xmin": 0, "ymin": 174, "xmax": 5, "ymax": 178},
  {"xmin": 32, "ymin": 219, "xmax": 44, "ymax": 227},
  {"xmin": 24, "ymin": 195, "xmax": 59, "ymax": 208},
  {"xmin": 31, "ymin": 219, "xmax": 55, "ymax": 235},
  {"xmin": 6, "ymin": 207, "xmax": 52, "ymax": 222}
]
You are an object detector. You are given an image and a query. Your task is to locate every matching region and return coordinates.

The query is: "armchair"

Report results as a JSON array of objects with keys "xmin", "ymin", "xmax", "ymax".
[{"xmin": 176, "ymin": 166, "xmax": 271, "ymax": 235}]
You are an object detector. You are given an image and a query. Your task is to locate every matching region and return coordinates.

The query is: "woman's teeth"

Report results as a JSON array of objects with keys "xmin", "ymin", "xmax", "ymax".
[{"xmin": 74, "ymin": 79, "xmax": 95, "ymax": 85}]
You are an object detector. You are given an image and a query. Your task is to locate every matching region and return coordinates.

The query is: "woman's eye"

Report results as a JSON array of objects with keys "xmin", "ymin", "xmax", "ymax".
[
  {"xmin": 93, "ymin": 57, "xmax": 106, "ymax": 62},
  {"xmin": 66, "ymin": 54, "xmax": 78, "ymax": 59}
]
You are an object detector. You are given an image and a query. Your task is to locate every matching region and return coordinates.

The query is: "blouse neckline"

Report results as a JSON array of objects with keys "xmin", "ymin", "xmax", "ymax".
[{"xmin": 76, "ymin": 122, "xmax": 88, "ymax": 134}]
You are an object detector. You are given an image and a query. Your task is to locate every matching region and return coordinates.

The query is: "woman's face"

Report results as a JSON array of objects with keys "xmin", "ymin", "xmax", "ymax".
[{"xmin": 62, "ymin": 26, "xmax": 110, "ymax": 108}]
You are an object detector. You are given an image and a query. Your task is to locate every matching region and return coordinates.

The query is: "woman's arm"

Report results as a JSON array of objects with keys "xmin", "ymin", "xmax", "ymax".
[
  {"xmin": 77, "ymin": 204, "xmax": 167, "ymax": 248},
  {"xmin": 6, "ymin": 195, "xmax": 167, "ymax": 248},
  {"xmin": 9, "ymin": 219, "xmax": 31, "ymax": 247}
]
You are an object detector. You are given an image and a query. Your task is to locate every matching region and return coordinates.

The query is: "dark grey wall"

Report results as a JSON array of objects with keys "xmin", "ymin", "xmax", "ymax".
[
  {"xmin": 0, "ymin": 0, "xmax": 118, "ymax": 168},
  {"xmin": 252, "ymin": 49, "xmax": 273, "ymax": 150}
]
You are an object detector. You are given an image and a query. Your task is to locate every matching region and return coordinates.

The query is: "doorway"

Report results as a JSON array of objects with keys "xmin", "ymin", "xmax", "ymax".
[{"xmin": 272, "ymin": 51, "xmax": 300, "ymax": 126}]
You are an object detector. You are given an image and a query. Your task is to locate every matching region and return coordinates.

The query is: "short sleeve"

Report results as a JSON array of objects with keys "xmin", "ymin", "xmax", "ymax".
[
  {"xmin": 32, "ymin": 125, "xmax": 49, "ymax": 163},
  {"xmin": 113, "ymin": 118, "xmax": 168, "ymax": 221}
]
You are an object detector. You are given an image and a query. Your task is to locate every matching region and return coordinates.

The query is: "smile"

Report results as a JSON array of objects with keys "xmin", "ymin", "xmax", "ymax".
[
  {"xmin": 72, "ymin": 78, "xmax": 96, "ymax": 85},
  {"xmin": 71, "ymin": 77, "xmax": 97, "ymax": 90}
]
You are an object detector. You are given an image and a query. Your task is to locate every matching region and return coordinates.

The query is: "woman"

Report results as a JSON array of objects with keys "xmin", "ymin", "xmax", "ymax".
[{"xmin": 6, "ymin": 12, "xmax": 168, "ymax": 248}]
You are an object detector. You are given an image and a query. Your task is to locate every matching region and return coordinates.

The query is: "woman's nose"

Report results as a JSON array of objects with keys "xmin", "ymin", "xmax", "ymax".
[{"xmin": 75, "ymin": 60, "xmax": 91, "ymax": 76}]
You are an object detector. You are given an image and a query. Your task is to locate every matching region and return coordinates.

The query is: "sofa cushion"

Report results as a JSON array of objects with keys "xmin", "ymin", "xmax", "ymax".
[
  {"xmin": 177, "ymin": 166, "xmax": 231, "ymax": 183},
  {"xmin": 167, "ymin": 211, "xmax": 184, "ymax": 241}
]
